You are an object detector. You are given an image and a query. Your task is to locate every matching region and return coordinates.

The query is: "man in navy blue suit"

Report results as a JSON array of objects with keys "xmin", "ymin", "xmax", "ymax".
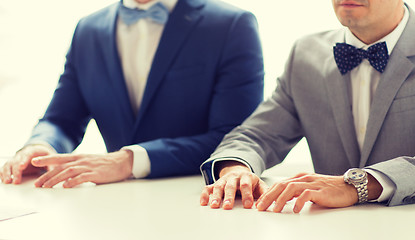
[{"xmin": 0, "ymin": 0, "xmax": 263, "ymax": 187}]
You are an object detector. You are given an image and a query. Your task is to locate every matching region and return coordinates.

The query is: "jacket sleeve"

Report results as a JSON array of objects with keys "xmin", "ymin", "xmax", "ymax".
[{"xmin": 366, "ymin": 157, "xmax": 415, "ymax": 206}]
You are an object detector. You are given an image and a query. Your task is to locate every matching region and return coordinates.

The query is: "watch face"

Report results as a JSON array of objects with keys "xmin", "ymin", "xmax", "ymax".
[{"xmin": 346, "ymin": 169, "xmax": 366, "ymax": 182}]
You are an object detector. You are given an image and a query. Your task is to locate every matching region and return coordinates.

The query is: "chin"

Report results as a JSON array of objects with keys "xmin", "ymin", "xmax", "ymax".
[{"xmin": 336, "ymin": 12, "xmax": 365, "ymax": 27}]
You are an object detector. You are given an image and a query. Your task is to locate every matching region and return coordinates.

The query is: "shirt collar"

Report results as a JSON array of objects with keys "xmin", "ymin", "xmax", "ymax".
[
  {"xmin": 345, "ymin": 5, "xmax": 409, "ymax": 54},
  {"xmin": 123, "ymin": 0, "xmax": 177, "ymax": 12}
]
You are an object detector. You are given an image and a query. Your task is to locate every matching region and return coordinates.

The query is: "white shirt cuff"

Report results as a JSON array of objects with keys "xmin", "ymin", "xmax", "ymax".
[
  {"xmin": 122, "ymin": 145, "xmax": 151, "ymax": 179},
  {"xmin": 365, "ymin": 169, "xmax": 395, "ymax": 202},
  {"xmin": 210, "ymin": 157, "xmax": 252, "ymax": 182}
]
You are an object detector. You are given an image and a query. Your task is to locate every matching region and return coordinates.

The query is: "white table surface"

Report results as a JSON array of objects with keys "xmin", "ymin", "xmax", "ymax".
[{"xmin": 0, "ymin": 164, "xmax": 413, "ymax": 240}]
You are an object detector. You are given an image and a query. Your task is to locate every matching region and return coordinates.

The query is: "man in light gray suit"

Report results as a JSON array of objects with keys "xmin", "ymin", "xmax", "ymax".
[{"xmin": 200, "ymin": 0, "xmax": 415, "ymax": 213}]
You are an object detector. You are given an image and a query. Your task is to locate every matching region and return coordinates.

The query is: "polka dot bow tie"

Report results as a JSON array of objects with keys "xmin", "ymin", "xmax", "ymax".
[{"xmin": 333, "ymin": 42, "xmax": 389, "ymax": 75}]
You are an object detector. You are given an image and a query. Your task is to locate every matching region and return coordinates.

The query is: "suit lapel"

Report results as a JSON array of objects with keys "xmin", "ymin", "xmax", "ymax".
[
  {"xmin": 100, "ymin": 2, "xmax": 135, "ymax": 129},
  {"xmin": 325, "ymin": 55, "xmax": 361, "ymax": 168},
  {"xmin": 360, "ymin": 7, "xmax": 415, "ymax": 167},
  {"xmin": 132, "ymin": 0, "xmax": 206, "ymax": 134}
]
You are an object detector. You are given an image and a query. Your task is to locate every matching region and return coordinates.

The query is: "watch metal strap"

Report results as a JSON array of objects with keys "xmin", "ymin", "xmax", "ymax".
[{"xmin": 356, "ymin": 182, "xmax": 369, "ymax": 203}]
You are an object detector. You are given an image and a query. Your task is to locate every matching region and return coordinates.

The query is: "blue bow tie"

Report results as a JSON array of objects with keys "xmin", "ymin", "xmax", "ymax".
[
  {"xmin": 333, "ymin": 42, "xmax": 389, "ymax": 75},
  {"xmin": 118, "ymin": 2, "xmax": 169, "ymax": 25}
]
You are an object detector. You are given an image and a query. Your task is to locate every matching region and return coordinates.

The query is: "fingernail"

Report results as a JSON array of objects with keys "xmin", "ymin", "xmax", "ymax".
[
  {"xmin": 34, "ymin": 180, "xmax": 42, "ymax": 188},
  {"xmin": 223, "ymin": 200, "xmax": 231, "ymax": 207},
  {"xmin": 244, "ymin": 200, "xmax": 252, "ymax": 208},
  {"xmin": 294, "ymin": 205, "xmax": 299, "ymax": 213},
  {"xmin": 256, "ymin": 201, "xmax": 264, "ymax": 210},
  {"xmin": 211, "ymin": 200, "xmax": 218, "ymax": 207}
]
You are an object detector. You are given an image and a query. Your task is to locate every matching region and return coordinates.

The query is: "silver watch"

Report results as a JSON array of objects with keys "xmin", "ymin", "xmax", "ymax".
[{"xmin": 343, "ymin": 168, "xmax": 368, "ymax": 204}]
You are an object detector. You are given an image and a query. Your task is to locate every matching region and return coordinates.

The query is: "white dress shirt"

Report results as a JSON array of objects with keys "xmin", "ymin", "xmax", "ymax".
[
  {"xmin": 119, "ymin": 0, "xmax": 178, "ymax": 178},
  {"xmin": 346, "ymin": 5, "xmax": 409, "ymax": 202}
]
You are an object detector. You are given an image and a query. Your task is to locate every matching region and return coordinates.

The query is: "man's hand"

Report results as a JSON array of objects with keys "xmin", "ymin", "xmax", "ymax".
[
  {"xmin": 31, "ymin": 150, "xmax": 133, "ymax": 188},
  {"xmin": 0, "ymin": 145, "xmax": 55, "ymax": 184},
  {"xmin": 255, "ymin": 173, "xmax": 359, "ymax": 213},
  {"xmin": 200, "ymin": 161, "xmax": 268, "ymax": 210}
]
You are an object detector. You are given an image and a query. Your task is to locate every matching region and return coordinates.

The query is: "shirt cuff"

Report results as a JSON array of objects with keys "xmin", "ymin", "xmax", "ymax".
[
  {"xmin": 365, "ymin": 168, "xmax": 395, "ymax": 202},
  {"xmin": 210, "ymin": 157, "xmax": 253, "ymax": 182},
  {"xmin": 122, "ymin": 145, "xmax": 151, "ymax": 179}
]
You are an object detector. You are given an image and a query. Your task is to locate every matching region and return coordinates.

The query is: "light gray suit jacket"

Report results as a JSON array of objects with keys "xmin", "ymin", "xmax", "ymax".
[{"xmin": 201, "ymin": 7, "xmax": 415, "ymax": 206}]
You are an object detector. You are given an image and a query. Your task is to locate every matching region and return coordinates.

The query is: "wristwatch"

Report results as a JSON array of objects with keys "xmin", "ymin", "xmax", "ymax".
[{"xmin": 343, "ymin": 168, "xmax": 369, "ymax": 204}]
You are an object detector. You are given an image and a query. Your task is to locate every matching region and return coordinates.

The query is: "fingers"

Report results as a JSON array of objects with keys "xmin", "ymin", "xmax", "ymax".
[
  {"xmin": 256, "ymin": 174, "xmax": 318, "ymax": 212},
  {"xmin": 222, "ymin": 177, "xmax": 238, "ymax": 210},
  {"xmin": 209, "ymin": 179, "xmax": 226, "ymax": 208},
  {"xmin": 34, "ymin": 165, "xmax": 87, "ymax": 188},
  {"xmin": 294, "ymin": 189, "xmax": 319, "ymax": 213},
  {"xmin": 1, "ymin": 154, "xmax": 29, "ymax": 184},
  {"xmin": 212, "ymin": 173, "xmax": 258, "ymax": 210},
  {"xmin": 240, "ymin": 174, "xmax": 254, "ymax": 208},
  {"xmin": 272, "ymin": 182, "xmax": 316, "ymax": 213},
  {"xmin": 1, "ymin": 162, "xmax": 12, "ymax": 184},
  {"xmin": 32, "ymin": 154, "xmax": 80, "ymax": 167},
  {"xmin": 11, "ymin": 154, "xmax": 25, "ymax": 184},
  {"xmin": 255, "ymin": 179, "xmax": 269, "ymax": 198},
  {"xmin": 200, "ymin": 185, "xmax": 213, "ymax": 206},
  {"xmin": 256, "ymin": 182, "xmax": 287, "ymax": 211},
  {"xmin": 200, "ymin": 172, "xmax": 259, "ymax": 210},
  {"xmin": 292, "ymin": 172, "xmax": 310, "ymax": 179},
  {"xmin": 1, "ymin": 145, "xmax": 56, "ymax": 185},
  {"xmin": 3, "ymin": 150, "xmax": 133, "ymax": 187},
  {"xmin": 11, "ymin": 159, "xmax": 23, "ymax": 184},
  {"xmin": 18, "ymin": 153, "xmax": 32, "ymax": 171},
  {"xmin": 255, "ymin": 173, "xmax": 355, "ymax": 213},
  {"xmin": 63, "ymin": 172, "xmax": 95, "ymax": 188}
]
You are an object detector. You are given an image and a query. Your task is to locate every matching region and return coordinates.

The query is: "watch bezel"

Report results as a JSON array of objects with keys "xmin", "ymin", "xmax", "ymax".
[{"xmin": 344, "ymin": 168, "xmax": 367, "ymax": 185}]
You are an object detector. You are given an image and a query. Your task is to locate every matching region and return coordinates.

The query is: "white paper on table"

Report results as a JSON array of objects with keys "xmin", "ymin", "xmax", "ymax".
[{"xmin": 0, "ymin": 206, "xmax": 37, "ymax": 222}]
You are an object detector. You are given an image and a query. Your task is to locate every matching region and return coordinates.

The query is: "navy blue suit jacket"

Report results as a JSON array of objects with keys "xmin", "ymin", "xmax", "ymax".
[{"xmin": 28, "ymin": 0, "xmax": 264, "ymax": 178}]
